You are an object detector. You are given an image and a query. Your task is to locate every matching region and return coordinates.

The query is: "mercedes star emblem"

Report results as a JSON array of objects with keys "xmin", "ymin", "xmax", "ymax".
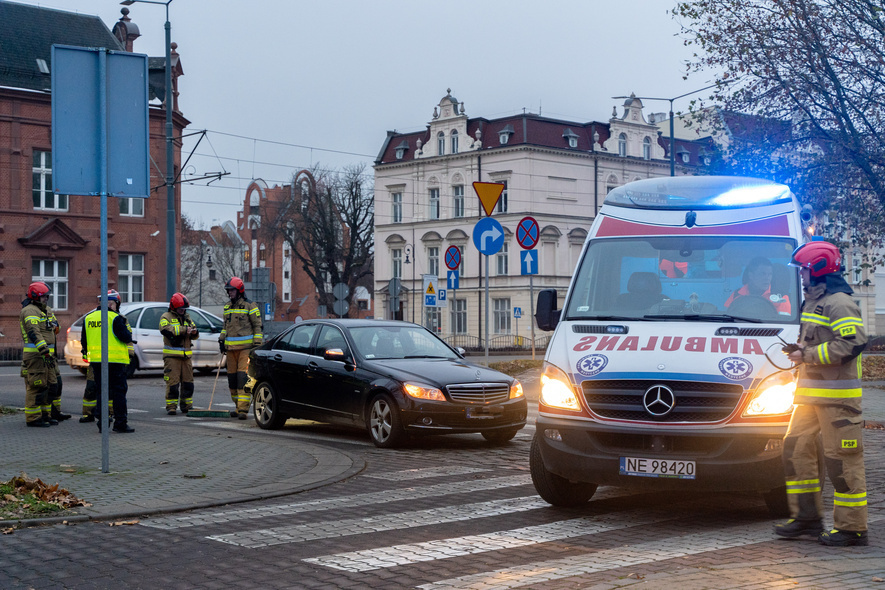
[{"xmin": 643, "ymin": 385, "xmax": 675, "ymax": 417}]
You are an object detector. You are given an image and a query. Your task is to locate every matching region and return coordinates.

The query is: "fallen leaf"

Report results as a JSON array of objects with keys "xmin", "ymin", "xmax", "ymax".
[
  {"xmin": 626, "ymin": 573, "xmax": 645, "ymax": 579},
  {"xmin": 109, "ymin": 520, "xmax": 139, "ymax": 526},
  {"xmin": 872, "ymin": 577, "xmax": 884, "ymax": 583},
  {"xmin": 159, "ymin": 461, "xmax": 169, "ymax": 465},
  {"xmin": 4, "ymin": 494, "xmax": 18, "ymax": 502},
  {"xmin": 1, "ymin": 528, "xmax": 14, "ymax": 535}
]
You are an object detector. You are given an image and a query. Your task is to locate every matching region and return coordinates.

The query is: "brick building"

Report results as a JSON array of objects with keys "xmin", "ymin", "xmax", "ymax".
[{"xmin": 0, "ymin": 2, "xmax": 187, "ymax": 356}]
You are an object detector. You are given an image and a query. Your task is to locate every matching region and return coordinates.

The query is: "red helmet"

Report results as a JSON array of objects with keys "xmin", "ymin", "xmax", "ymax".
[
  {"xmin": 790, "ymin": 241, "xmax": 842, "ymax": 277},
  {"xmin": 27, "ymin": 282, "xmax": 51, "ymax": 299},
  {"xmin": 225, "ymin": 276, "xmax": 245, "ymax": 294},
  {"xmin": 98, "ymin": 289, "xmax": 122, "ymax": 303},
  {"xmin": 170, "ymin": 292, "xmax": 190, "ymax": 309}
]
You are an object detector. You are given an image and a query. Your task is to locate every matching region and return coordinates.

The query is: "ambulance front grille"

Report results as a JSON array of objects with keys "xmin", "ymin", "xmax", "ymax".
[{"xmin": 581, "ymin": 379, "xmax": 743, "ymax": 422}]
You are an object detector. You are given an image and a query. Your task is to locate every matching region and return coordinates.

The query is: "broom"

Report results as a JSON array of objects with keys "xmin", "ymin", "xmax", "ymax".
[{"xmin": 187, "ymin": 353, "xmax": 232, "ymax": 417}]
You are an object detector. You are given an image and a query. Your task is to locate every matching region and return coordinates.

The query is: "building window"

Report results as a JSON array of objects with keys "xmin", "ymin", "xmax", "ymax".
[
  {"xmin": 438, "ymin": 132, "xmax": 445, "ymax": 156},
  {"xmin": 392, "ymin": 192, "xmax": 403, "ymax": 223},
  {"xmin": 32, "ymin": 151, "xmax": 67, "ymax": 211},
  {"xmin": 496, "ymin": 241, "xmax": 509, "ymax": 275},
  {"xmin": 118, "ymin": 254, "xmax": 144, "ymax": 303},
  {"xmin": 358, "ymin": 300, "xmax": 369, "ymax": 311},
  {"xmin": 32, "ymin": 259, "xmax": 68, "ymax": 310},
  {"xmin": 493, "ymin": 298, "xmax": 511, "ymax": 334},
  {"xmin": 424, "ymin": 306, "xmax": 441, "ymax": 333},
  {"xmin": 852, "ymin": 254, "xmax": 862, "ymax": 284},
  {"xmin": 618, "ymin": 134, "xmax": 627, "ymax": 157},
  {"xmin": 392, "ymin": 248, "xmax": 402, "ymax": 279},
  {"xmin": 209, "ymin": 269, "xmax": 217, "ymax": 281},
  {"xmin": 563, "ymin": 128, "xmax": 579, "ymax": 148},
  {"xmin": 429, "ymin": 188, "xmax": 440, "ymax": 219},
  {"xmin": 451, "ymin": 130, "xmax": 459, "ymax": 154},
  {"xmin": 119, "ymin": 197, "xmax": 145, "ymax": 217},
  {"xmin": 495, "ymin": 180, "xmax": 508, "ymax": 213},
  {"xmin": 453, "ymin": 185, "xmax": 464, "ymax": 218},
  {"xmin": 428, "ymin": 247, "xmax": 439, "ymax": 277},
  {"xmin": 450, "ymin": 298, "xmax": 467, "ymax": 334},
  {"xmin": 643, "ymin": 137, "xmax": 651, "ymax": 160}
]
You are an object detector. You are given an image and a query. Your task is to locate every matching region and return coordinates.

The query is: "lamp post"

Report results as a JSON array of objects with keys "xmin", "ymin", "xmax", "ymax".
[
  {"xmin": 121, "ymin": 0, "xmax": 176, "ymax": 297},
  {"xmin": 198, "ymin": 245, "xmax": 212, "ymax": 307},
  {"xmin": 613, "ymin": 84, "xmax": 717, "ymax": 176},
  {"xmin": 403, "ymin": 244, "xmax": 415, "ymax": 324}
]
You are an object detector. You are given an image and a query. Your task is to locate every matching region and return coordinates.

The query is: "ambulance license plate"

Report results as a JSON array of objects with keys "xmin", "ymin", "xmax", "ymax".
[{"xmin": 619, "ymin": 457, "xmax": 695, "ymax": 479}]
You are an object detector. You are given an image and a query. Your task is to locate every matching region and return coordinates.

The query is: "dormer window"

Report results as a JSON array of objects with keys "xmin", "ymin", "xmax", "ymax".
[
  {"xmin": 498, "ymin": 124, "xmax": 514, "ymax": 145},
  {"xmin": 618, "ymin": 133, "xmax": 627, "ymax": 157},
  {"xmin": 562, "ymin": 128, "xmax": 579, "ymax": 148},
  {"xmin": 681, "ymin": 151, "xmax": 690, "ymax": 163},
  {"xmin": 438, "ymin": 132, "xmax": 445, "ymax": 156},
  {"xmin": 451, "ymin": 130, "xmax": 459, "ymax": 154},
  {"xmin": 394, "ymin": 140, "xmax": 409, "ymax": 160}
]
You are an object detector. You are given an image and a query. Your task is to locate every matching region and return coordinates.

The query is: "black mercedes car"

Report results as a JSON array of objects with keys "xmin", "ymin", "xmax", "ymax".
[{"xmin": 246, "ymin": 319, "xmax": 526, "ymax": 447}]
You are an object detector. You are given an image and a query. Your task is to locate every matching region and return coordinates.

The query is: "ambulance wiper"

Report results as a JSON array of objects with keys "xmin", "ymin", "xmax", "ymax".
[
  {"xmin": 643, "ymin": 313, "xmax": 763, "ymax": 323},
  {"xmin": 586, "ymin": 315, "xmax": 668, "ymax": 321}
]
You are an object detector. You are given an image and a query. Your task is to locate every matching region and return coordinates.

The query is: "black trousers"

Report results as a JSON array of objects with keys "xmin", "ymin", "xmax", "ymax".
[{"xmin": 92, "ymin": 362, "xmax": 129, "ymax": 429}]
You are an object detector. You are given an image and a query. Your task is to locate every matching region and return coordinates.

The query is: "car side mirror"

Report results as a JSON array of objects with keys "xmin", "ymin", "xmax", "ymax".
[
  {"xmin": 210, "ymin": 326, "xmax": 222, "ymax": 334},
  {"xmin": 325, "ymin": 348, "xmax": 356, "ymax": 371},
  {"xmin": 535, "ymin": 289, "xmax": 560, "ymax": 331},
  {"xmin": 455, "ymin": 346, "xmax": 466, "ymax": 358}
]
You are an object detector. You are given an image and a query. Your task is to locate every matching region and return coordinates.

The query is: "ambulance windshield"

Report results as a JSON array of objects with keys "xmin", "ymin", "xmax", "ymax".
[{"xmin": 565, "ymin": 236, "xmax": 800, "ymax": 323}]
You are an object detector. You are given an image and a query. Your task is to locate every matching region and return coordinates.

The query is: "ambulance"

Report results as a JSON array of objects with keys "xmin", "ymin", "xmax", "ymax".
[{"xmin": 532, "ymin": 176, "xmax": 810, "ymax": 514}]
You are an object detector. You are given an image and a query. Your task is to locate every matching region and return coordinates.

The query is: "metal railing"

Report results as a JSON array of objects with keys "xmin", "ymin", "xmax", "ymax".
[
  {"xmin": 0, "ymin": 347, "xmax": 22, "ymax": 362},
  {"xmin": 442, "ymin": 334, "xmax": 550, "ymax": 353}
]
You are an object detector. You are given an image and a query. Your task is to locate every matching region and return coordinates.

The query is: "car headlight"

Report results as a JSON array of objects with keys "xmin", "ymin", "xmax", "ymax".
[
  {"xmin": 540, "ymin": 363, "xmax": 581, "ymax": 411},
  {"xmin": 744, "ymin": 371, "xmax": 796, "ymax": 416},
  {"xmin": 509, "ymin": 380, "xmax": 524, "ymax": 399},
  {"xmin": 403, "ymin": 382, "xmax": 446, "ymax": 401}
]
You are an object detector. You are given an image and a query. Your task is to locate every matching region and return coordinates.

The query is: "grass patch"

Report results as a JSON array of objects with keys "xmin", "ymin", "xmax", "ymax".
[
  {"xmin": 0, "ymin": 474, "xmax": 90, "ymax": 522},
  {"xmin": 489, "ymin": 359, "xmax": 544, "ymax": 377},
  {"xmin": 0, "ymin": 406, "xmax": 20, "ymax": 415}
]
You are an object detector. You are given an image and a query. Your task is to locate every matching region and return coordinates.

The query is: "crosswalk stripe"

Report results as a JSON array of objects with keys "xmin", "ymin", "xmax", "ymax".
[
  {"xmin": 206, "ymin": 496, "xmax": 550, "ymax": 548},
  {"xmin": 361, "ymin": 466, "xmax": 489, "ymax": 480},
  {"xmin": 140, "ymin": 474, "xmax": 532, "ymax": 529}
]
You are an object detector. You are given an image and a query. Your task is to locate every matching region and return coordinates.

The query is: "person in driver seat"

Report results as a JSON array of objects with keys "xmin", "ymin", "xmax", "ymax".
[{"xmin": 725, "ymin": 256, "xmax": 791, "ymax": 314}]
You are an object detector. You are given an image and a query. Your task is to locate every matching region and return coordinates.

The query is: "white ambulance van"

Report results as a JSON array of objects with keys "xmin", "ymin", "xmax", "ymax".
[{"xmin": 532, "ymin": 176, "xmax": 809, "ymax": 514}]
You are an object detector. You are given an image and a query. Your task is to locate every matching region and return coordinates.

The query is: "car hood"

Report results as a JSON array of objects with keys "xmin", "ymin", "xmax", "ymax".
[{"xmin": 364, "ymin": 358, "xmax": 513, "ymax": 387}]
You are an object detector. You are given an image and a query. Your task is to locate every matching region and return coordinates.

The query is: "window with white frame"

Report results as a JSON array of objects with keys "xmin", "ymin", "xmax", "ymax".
[
  {"xmin": 450, "ymin": 298, "xmax": 467, "ymax": 334},
  {"xmin": 493, "ymin": 298, "xmax": 511, "ymax": 334},
  {"xmin": 428, "ymin": 247, "xmax": 439, "ymax": 277},
  {"xmin": 392, "ymin": 248, "xmax": 402, "ymax": 279},
  {"xmin": 618, "ymin": 134, "xmax": 627, "ymax": 157},
  {"xmin": 429, "ymin": 188, "xmax": 440, "ymax": 219},
  {"xmin": 32, "ymin": 151, "xmax": 67, "ymax": 211},
  {"xmin": 852, "ymin": 253, "xmax": 862, "ymax": 284},
  {"xmin": 496, "ymin": 241, "xmax": 509, "ymax": 275},
  {"xmin": 453, "ymin": 185, "xmax": 464, "ymax": 217},
  {"xmin": 424, "ymin": 306, "xmax": 441, "ymax": 333},
  {"xmin": 392, "ymin": 192, "xmax": 403, "ymax": 223},
  {"xmin": 32, "ymin": 259, "xmax": 68, "ymax": 310},
  {"xmin": 118, "ymin": 254, "xmax": 144, "ymax": 303},
  {"xmin": 495, "ymin": 180, "xmax": 508, "ymax": 213},
  {"xmin": 119, "ymin": 197, "xmax": 145, "ymax": 217},
  {"xmin": 643, "ymin": 137, "xmax": 651, "ymax": 160},
  {"xmin": 438, "ymin": 132, "xmax": 445, "ymax": 156},
  {"xmin": 451, "ymin": 130, "xmax": 459, "ymax": 154}
]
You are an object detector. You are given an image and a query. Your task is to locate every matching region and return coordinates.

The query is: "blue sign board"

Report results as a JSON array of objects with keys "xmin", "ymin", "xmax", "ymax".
[
  {"xmin": 472, "ymin": 217, "xmax": 505, "ymax": 256},
  {"xmin": 425, "ymin": 294, "xmax": 436, "ymax": 306},
  {"xmin": 447, "ymin": 270, "xmax": 459, "ymax": 290},
  {"xmin": 520, "ymin": 249, "xmax": 539, "ymax": 275},
  {"xmin": 438, "ymin": 289, "xmax": 446, "ymax": 301},
  {"xmin": 514, "ymin": 307, "xmax": 522, "ymax": 319}
]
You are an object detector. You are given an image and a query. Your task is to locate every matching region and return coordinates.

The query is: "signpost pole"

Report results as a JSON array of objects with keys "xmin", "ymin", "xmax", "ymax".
[
  {"xmin": 484, "ymin": 255, "xmax": 489, "ymax": 363},
  {"xmin": 530, "ymin": 276, "xmax": 536, "ymax": 360},
  {"xmin": 98, "ymin": 49, "xmax": 110, "ymax": 472}
]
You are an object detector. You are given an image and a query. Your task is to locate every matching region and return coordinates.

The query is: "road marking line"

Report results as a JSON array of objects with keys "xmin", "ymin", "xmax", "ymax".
[{"xmin": 362, "ymin": 466, "xmax": 489, "ymax": 480}]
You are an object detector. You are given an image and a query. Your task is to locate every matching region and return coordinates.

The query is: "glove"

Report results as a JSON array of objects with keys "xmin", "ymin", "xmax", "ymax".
[
  {"xmin": 219, "ymin": 341, "xmax": 226, "ymax": 354},
  {"xmin": 781, "ymin": 343, "xmax": 800, "ymax": 354}
]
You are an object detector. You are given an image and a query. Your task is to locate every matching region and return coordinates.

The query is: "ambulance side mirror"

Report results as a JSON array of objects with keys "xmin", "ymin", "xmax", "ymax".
[{"xmin": 535, "ymin": 289, "xmax": 560, "ymax": 331}]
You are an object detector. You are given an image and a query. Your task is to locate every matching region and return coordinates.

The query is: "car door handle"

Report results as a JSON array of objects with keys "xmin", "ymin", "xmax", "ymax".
[
  {"xmin": 273, "ymin": 354, "xmax": 283, "ymax": 361},
  {"xmin": 308, "ymin": 361, "xmax": 320, "ymax": 371}
]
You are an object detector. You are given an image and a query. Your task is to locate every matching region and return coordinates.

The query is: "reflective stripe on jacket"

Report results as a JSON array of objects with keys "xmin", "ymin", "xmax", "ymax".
[
  {"xmin": 19, "ymin": 301, "xmax": 55, "ymax": 358},
  {"xmin": 160, "ymin": 311, "xmax": 199, "ymax": 357},
  {"xmin": 220, "ymin": 298, "xmax": 263, "ymax": 350}
]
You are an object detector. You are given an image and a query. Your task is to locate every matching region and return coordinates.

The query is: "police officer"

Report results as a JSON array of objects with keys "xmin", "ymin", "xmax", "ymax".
[
  {"xmin": 19, "ymin": 282, "xmax": 67, "ymax": 427},
  {"xmin": 79, "ymin": 364, "xmax": 97, "ymax": 422},
  {"xmin": 81, "ymin": 290, "xmax": 135, "ymax": 433},
  {"xmin": 160, "ymin": 293, "xmax": 199, "ymax": 415},
  {"xmin": 774, "ymin": 241, "xmax": 869, "ymax": 546},
  {"xmin": 219, "ymin": 277, "xmax": 262, "ymax": 419}
]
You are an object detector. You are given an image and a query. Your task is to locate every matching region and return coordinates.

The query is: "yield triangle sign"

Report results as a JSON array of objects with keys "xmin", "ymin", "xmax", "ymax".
[{"xmin": 473, "ymin": 182, "xmax": 505, "ymax": 216}]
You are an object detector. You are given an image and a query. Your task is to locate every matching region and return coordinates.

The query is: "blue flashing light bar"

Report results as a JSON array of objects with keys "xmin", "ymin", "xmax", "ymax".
[{"xmin": 605, "ymin": 176, "xmax": 794, "ymax": 210}]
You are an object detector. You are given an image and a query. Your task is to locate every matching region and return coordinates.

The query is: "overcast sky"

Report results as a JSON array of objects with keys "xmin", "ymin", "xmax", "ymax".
[{"xmin": 19, "ymin": 0, "xmax": 715, "ymax": 227}]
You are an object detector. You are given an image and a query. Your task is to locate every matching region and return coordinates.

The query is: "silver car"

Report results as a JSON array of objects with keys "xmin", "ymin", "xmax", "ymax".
[{"xmin": 64, "ymin": 302, "xmax": 224, "ymax": 375}]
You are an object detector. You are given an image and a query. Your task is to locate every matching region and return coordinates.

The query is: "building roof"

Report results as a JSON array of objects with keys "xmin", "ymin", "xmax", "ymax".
[{"xmin": 0, "ymin": 1, "xmax": 123, "ymax": 92}]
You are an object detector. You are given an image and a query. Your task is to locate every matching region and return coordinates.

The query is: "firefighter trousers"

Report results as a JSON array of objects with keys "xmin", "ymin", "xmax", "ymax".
[
  {"xmin": 783, "ymin": 403, "xmax": 868, "ymax": 532},
  {"xmin": 164, "ymin": 356, "xmax": 194, "ymax": 412},
  {"xmin": 226, "ymin": 349, "xmax": 251, "ymax": 413},
  {"xmin": 21, "ymin": 355, "xmax": 57, "ymax": 423}
]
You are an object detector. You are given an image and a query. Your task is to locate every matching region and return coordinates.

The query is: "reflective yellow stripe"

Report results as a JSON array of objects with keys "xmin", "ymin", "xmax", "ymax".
[
  {"xmin": 786, "ymin": 479, "xmax": 820, "ymax": 486},
  {"xmin": 830, "ymin": 317, "xmax": 863, "ymax": 328},
  {"xmin": 834, "ymin": 492, "xmax": 867, "ymax": 507},
  {"xmin": 818, "ymin": 342, "xmax": 830, "ymax": 364},
  {"xmin": 796, "ymin": 388, "xmax": 862, "ymax": 399},
  {"xmin": 801, "ymin": 312, "xmax": 830, "ymax": 326}
]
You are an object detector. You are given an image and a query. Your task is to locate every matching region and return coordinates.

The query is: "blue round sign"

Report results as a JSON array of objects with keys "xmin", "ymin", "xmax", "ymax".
[{"xmin": 472, "ymin": 217, "xmax": 505, "ymax": 256}]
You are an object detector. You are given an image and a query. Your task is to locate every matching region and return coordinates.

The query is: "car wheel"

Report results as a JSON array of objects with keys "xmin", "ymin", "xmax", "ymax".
[
  {"xmin": 368, "ymin": 393, "xmax": 405, "ymax": 448},
  {"xmin": 253, "ymin": 382, "xmax": 286, "ymax": 430},
  {"xmin": 481, "ymin": 427, "xmax": 520, "ymax": 444},
  {"xmin": 530, "ymin": 434, "xmax": 597, "ymax": 506},
  {"xmin": 197, "ymin": 366, "xmax": 217, "ymax": 376},
  {"xmin": 763, "ymin": 486, "xmax": 789, "ymax": 517}
]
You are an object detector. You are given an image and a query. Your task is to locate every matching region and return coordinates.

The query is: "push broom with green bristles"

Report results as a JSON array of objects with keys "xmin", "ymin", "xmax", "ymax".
[{"xmin": 188, "ymin": 353, "xmax": 232, "ymax": 418}]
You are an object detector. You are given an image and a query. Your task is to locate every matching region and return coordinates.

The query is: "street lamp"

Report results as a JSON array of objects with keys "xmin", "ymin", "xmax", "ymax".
[
  {"xmin": 403, "ymin": 244, "xmax": 416, "ymax": 324},
  {"xmin": 120, "ymin": 0, "xmax": 176, "ymax": 298},
  {"xmin": 613, "ymin": 84, "xmax": 717, "ymax": 176},
  {"xmin": 198, "ymin": 245, "xmax": 212, "ymax": 307}
]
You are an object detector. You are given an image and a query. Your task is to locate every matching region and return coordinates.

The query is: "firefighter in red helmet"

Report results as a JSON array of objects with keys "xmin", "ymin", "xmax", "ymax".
[
  {"xmin": 219, "ymin": 277, "xmax": 262, "ymax": 419},
  {"xmin": 774, "ymin": 241, "xmax": 869, "ymax": 546},
  {"xmin": 19, "ymin": 282, "xmax": 68, "ymax": 427},
  {"xmin": 160, "ymin": 293, "xmax": 199, "ymax": 415}
]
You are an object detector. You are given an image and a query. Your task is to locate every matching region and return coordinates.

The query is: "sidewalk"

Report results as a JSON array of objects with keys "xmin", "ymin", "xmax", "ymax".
[{"xmin": 0, "ymin": 413, "xmax": 364, "ymax": 528}]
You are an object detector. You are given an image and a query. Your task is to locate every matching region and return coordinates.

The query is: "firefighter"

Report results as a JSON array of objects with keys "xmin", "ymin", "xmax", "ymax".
[
  {"xmin": 774, "ymin": 241, "xmax": 868, "ymax": 546},
  {"xmin": 160, "ymin": 293, "xmax": 199, "ymax": 415},
  {"xmin": 47, "ymin": 305, "xmax": 71, "ymax": 422},
  {"xmin": 19, "ymin": 282, "xmax": 67, "ymax": 427},
  {"xmin": 81, "ymin": 290, "xmax": 135, "ymax": 433},
  {"xmin": 219, "ymin": 277, "xmax": 262, "ymax": 419}
]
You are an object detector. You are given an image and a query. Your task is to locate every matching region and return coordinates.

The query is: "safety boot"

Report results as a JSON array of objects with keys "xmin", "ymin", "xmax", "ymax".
[
  {"xmin": 26, "ymin": 418, "xmax": 51, "ymax": 428},
  {"xmin": 51, "ymin": 409, "xmax": 72, "ymax": 421},
  {"xmin": 238, "ymin": 412, "xmax": 248, "ymax": 420},
  {"xmin": 79, "ymin": 415, "xmax": 95, "ymax": 423},
  {"xmin": 819, "ymin": 529, "xmax": 868, "ymax": 547},
  {"xmin": 42, "ymin": 413, "xmax": 59, "ymax": 426},
  {"xmin": 774, "ymin": 518, "xmax": 823, "ymax": 538},
  {"xmin": 229, "ymin": 410, "xmax": 239, "ymax": 418},
  {"xmin": 167, "ymin": 410, "xmax": 177, "ymax": 416}
]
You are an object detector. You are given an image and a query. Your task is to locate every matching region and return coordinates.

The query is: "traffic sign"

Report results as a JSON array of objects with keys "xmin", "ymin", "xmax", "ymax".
[
  {"xmin": 516, "ymin": 216, "xmax": 540, "ymax": 250},
  {"xmin": 472, "ymin": 217, "xmax": 505, "ymax": 256},
  {"xmin": 447, "ymin": 269, "xmax": 459, "ymax": 289},
  {"xmin": 444, "ymin": 245, "xmax": 462, "ymax": 270},
  {"xmin": 438, "ymin": 289, "xmax": 447, "ymax": 301},
  {"xmin": 514, "ymin": 307, "xmax": 522, "ymax": 319},
  {"xmin": 520, "ymin": 249, "xmax": 538, "ymax": 275},
  {"xmin": 473, "ymin": 181, "xmax": 505, "ymax": 216},
  {"xmin": 423, "ymin": 274, "xmax": 440, "ymax": 308},
  {"xmin": 425, "ymin": 294, "xmax": 436, "ymax": 306}
]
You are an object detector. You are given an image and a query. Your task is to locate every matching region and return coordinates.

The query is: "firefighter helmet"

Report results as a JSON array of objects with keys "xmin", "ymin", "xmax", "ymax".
[
  {"xmin": 27, "ymin": 282, "xmax": 51, "ymax": 299},
  {"xmin": 170, "ymin": 292, "xmax": 190, "ymax": 310},
  {"xmin": 789, "ymin": 241, "xmax": 842, "ymax": 277},
  {"xmin": 225, "ymin": 276, "xmax": 245, "ymax": 294}
]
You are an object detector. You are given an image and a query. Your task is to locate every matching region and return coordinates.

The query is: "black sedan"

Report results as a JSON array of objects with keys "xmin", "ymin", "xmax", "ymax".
[{"xmin": 246, "ymin": 319, "xmax": 526, "ymax": 448}]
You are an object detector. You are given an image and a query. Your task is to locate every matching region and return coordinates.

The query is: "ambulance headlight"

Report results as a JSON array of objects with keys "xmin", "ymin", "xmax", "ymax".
[
  {"xmin": 540, "ymin": 363, "xmax": 581, "ymax": 411},
  {"xmin": 744, "ymin": 372, "xmax": 796, "ymax": 416}
]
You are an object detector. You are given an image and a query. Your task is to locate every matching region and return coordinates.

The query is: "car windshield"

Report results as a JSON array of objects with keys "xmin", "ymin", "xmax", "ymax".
[
  {"xmin": 349, "ymin": 325, "xmax": 459, "ymax": 360},
  {"xmin": 565, "ymin": 236, "xmax": 800, "ymax": 323}
]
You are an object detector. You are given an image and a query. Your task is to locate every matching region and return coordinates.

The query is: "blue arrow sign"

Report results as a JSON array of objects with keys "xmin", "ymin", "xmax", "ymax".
[
  {"xmin": 472, "ymin": 217, "xmax": 505, "ymax": 256},
  {"xmin": 447, "ymin": 269, "xmax": 459, "ymax": 290},
  {"xmin": 520, "ymin": 249, "xmax": 538, "ymax": 275}
]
